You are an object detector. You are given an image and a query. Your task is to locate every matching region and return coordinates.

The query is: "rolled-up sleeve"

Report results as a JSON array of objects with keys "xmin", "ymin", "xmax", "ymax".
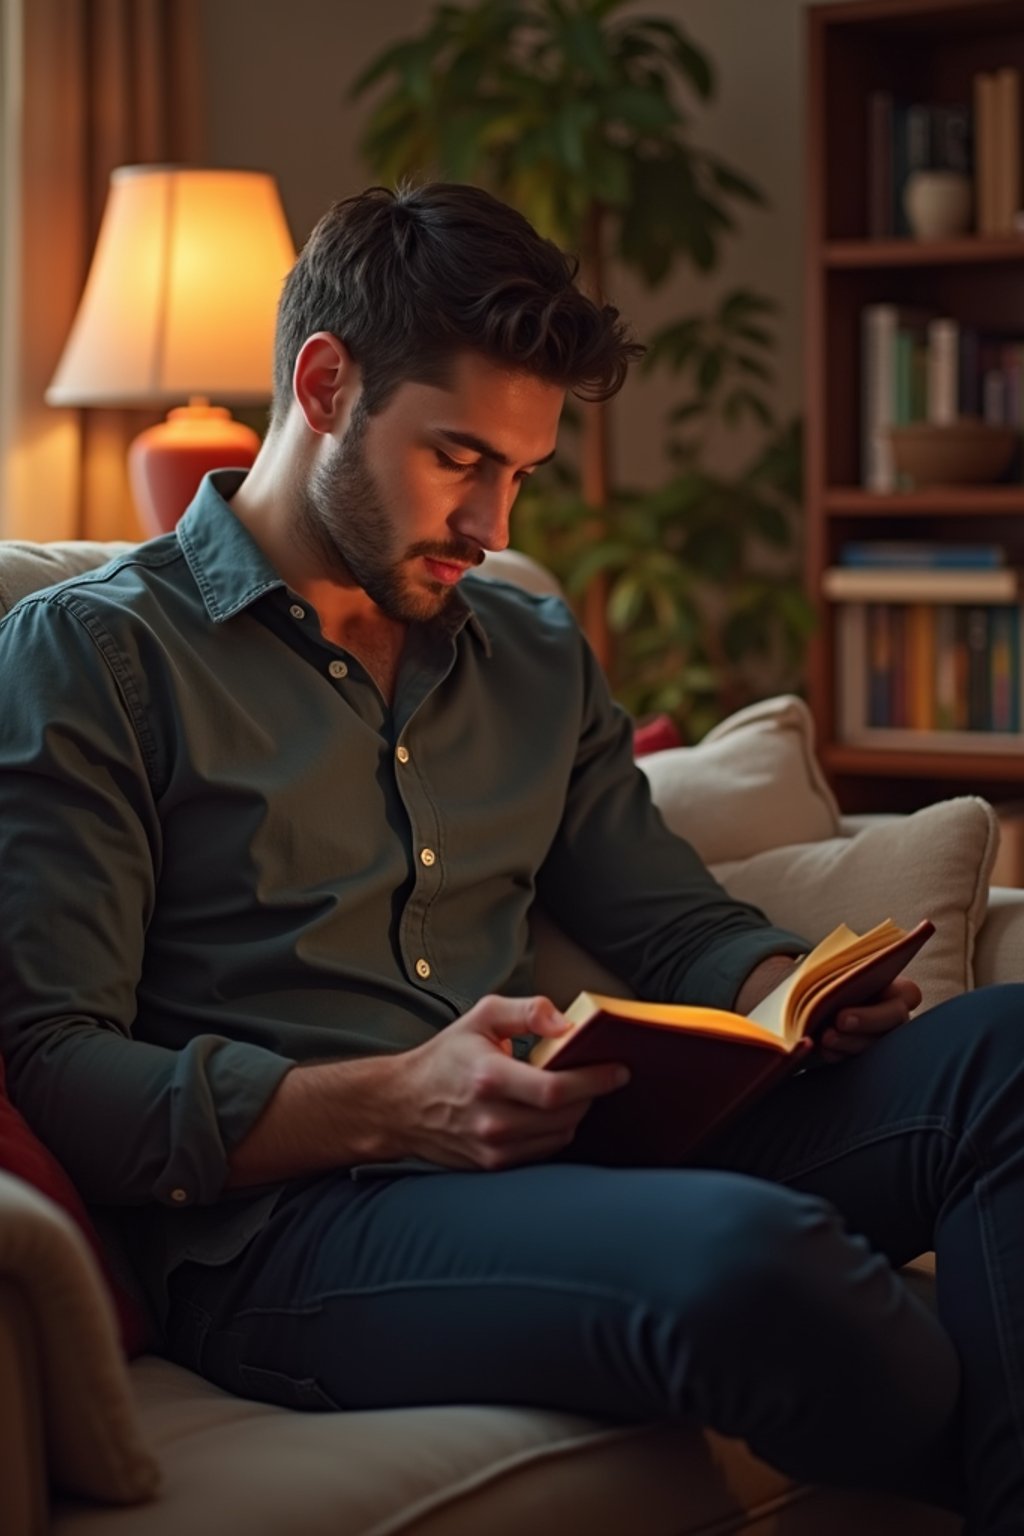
[
  {"xmin": 0, "ymin": 595, "xmax": 291, "ymax": 1206},
  {"xmin": 536, "ymin": 633, "xmax": 809, "ymax": 1010}
]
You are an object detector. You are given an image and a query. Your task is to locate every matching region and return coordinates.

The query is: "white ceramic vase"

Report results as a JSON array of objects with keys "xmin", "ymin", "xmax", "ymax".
[{"xmin": 903, "ymin": 169, "xmax": 973, "ymax": 240}]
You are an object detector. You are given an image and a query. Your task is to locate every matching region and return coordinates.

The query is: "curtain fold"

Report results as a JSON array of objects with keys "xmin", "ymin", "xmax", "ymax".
[{"xmin": 0, "ymin": 0, "xmax": 204, "ymax": 540}]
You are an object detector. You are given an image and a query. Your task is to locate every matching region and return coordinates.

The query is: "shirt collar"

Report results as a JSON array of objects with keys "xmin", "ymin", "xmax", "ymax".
[
  {"xmin": 176, "ymin": 471, "xmax": 285, "ymax": 622},
  {"xmin": 175, "ymin": 468, "xmax": 492, "ymax": 653}
]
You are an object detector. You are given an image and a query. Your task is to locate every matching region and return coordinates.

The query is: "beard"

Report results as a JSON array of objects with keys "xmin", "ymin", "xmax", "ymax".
[{"xmin": 295, "ymin": 399, "xmax": 483, "ymax": 626}]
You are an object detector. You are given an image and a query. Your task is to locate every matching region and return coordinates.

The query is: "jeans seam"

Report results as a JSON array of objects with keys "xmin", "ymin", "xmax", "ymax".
[
  {"xmin": 976, "ymin": 1172, "xmax": 1024, "ymax": 1460},
  {"xmin": 767, "ymin": 1114, "xmax": 959, "ymax": 1187},
  {"xmin": 231, "ymin": 1274, "xmax": 666, "ymax": 1323}
]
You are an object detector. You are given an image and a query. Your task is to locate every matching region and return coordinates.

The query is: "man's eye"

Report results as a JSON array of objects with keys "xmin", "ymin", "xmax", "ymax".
[{"xmin": 435, "ymin": 450, "xmax": 474, "ymax": 473}]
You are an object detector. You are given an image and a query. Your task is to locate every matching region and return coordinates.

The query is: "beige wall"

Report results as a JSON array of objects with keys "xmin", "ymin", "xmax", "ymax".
[{"xmin": 199, "ymin": 0, "xmax": 847, "ymax": 487}]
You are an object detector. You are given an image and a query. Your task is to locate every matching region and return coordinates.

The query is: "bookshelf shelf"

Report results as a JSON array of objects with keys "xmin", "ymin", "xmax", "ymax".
[
  {"xmin": 825, "ymin": 236, "xmax": 1024, "ymax": 267},
  {"xmin": 806, "ymin": 0, "xmax": 1024, "ymax": 816},
  {"xmin": 823, "ymin": 743, "xmax": 1024, "ymax": 782},
  {"xmin": 824, "ymin": 487, "xmax": 1024, "ymax": 515}
]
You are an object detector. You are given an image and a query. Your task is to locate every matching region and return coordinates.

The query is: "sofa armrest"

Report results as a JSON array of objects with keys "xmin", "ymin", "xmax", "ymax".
[
  {"xmin": 975, "ymin": 886, "xmax": 1024, "ymax": 987},
  {"xmin": 0, "ymin": 1172, "xmax": 159, "ymax": 1514},
  {"xmin": 0, "ymin": 1276, "xmax": 47, "ymax": 1536}
]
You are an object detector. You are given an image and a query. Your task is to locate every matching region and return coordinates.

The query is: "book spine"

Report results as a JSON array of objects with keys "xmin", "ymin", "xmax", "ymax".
[
  {"xmin": 836, "ymin": 603, "xmax": 867, "ymax": 740},
  {"xmin": 959, "ymin": 325, "xmax": 981, "ymax": 416},
  {"xmin": 862, "ymin": 305, "xmax": 897, "ymax": 490},
  {"xmin": 868, "ymin": 604, "xmax": 892, "ymax": 727},
  {"xmin": 868, "ymin": 90, "xmax": 894, "ymax": 239},
  {"xmin": 967, "ymin": 607, "xmax": 992, "ymax": 730},
  {"xmin": 978, "ymin": 72, "xmax": 999, "ymax": 234},
  {"xmin": 927, "ymin": 318, "xmax": 960, "ymax": 424},
  {"xmin": 892, "ymin": 100, "xmax": 910, "ymax": 237},
  {"xmin": 954, "ymin": 607, "xmax": 971, "ymax": 730},
  {"xmin": 984, "ymin": 364, "xmax": 1007, "ymax": 425},
  {"xmin": 934, "ymin": 605, "xmax": 958, "ymax": 730},
  {"xmin": 999, "ymin": 67, "xmax": 1022, "ymax": 231},
  {"xmin": 890, "ymin": 605, "xmax": 908, "ymax": 728},
  {"xmin": 907, "ymin": 604, "xmax": 935, "ymax": 730},
  {"xmin": 839, "ymin": 542, "xmax": 1005, "ymax": 569},
  {"xmin": 990, "ymin": 605, "xmax": 1018, "ymax": 731},
  {"xmin": 973, "ymin": 73, "xmax": 988, "ymax": 233}
]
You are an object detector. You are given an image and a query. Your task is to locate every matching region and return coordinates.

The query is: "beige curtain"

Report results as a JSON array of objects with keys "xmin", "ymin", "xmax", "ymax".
[{"xmin": 0, "ymin": 0, "xmax": 203, "ymax": 541}]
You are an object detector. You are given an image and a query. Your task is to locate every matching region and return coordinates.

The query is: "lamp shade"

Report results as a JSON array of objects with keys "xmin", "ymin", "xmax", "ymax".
[{"xmin": 46, "ymin": 165, "xmax": 296, "ymax": 409}]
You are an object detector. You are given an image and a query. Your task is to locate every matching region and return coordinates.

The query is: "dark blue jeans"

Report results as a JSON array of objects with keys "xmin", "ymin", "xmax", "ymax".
[{"xmin": 164, "ymin": 986, "xmax": 1024, "ymax": 1533}]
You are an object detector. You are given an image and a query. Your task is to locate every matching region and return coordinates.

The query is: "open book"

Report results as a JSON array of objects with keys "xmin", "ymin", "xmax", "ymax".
[{"xmin": 529, "ymin": 917, "xmax": 934, "ymax": 1166}]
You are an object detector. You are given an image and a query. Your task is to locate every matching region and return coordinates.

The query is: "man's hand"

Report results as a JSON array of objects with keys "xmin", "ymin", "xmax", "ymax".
[
  {"xmin": 380, "ymin": 995, "xmax": 630, "ymax": 1170},
  {"xmin": 816, "ymin": 976, "xmax": 922, "ymax": 1064}
]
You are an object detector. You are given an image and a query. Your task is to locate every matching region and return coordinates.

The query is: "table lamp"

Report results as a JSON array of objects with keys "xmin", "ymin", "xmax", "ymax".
[{"xmin": 47, "ymin": 165, "xmax": 296, "ymax": 535}]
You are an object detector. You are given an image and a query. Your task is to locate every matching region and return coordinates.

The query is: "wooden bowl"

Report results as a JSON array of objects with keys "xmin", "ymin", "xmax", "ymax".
[{"xmin": 888, "ymin": 420, "xmax": 1018, "ymax": 487}]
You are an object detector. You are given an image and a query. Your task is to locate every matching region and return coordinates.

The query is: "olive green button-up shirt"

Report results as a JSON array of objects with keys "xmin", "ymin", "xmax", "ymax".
[{"xmin": 0, "ymin": 472, "xmax": 806, "ymax": 1323}]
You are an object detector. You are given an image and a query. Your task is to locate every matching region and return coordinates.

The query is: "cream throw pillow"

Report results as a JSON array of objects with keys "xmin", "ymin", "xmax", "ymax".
[
  {"xmin": 638, "ymin": 695, "xmax": 841, "ymax": 865},
  {"xmin": 711, "ymin": 797, "xmax": 999, "ymax": 1012}
]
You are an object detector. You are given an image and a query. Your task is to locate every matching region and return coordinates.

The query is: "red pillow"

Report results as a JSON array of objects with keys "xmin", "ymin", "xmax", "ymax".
[
  {"xmin": 633, "ymin": 713, "xmax": 684, "ymax": 757},
  {"xmin": 0, "ymin": 1059, "xmax": 148, "ymax": 1357}
]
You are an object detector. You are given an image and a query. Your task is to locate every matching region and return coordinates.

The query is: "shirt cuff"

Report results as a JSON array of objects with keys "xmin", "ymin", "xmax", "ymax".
[{"xmin": 684, "ymin": 926, "xmax": 811, "ymax": 1012}]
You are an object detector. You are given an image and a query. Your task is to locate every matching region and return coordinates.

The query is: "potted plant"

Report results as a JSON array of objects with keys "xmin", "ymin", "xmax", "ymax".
[{"xmin": 352, "ymin": 0, "xmax": 812, "ymax": 735}]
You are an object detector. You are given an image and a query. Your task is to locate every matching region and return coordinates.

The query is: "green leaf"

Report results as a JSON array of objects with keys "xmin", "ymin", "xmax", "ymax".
[
  {"xmin": 555, "ymin": 99, "xmax": 600, "ymax": 173},
  {"xmin": 718, "ymin": 288, "xmax": 778, "ymax": 322},
  {"xmin": 563, "ymin": 13, "xmax": 613, "ymax": 83},
  {"xmin": 630, "ymin": 19, "xmax": 714, "ymax": 100},
  {"xmin": 604, "ymin": 84, "xmax": 679, "ymax": 134},
  {"xmin": 697, "ymin": 349, "xmax": 723, "ymax": 394},
  {"xmin": 732, "ymin": 323, "xmax": 775, "ymax": 349},
  {"xmin": 608, "ymin": 572, "xmax": 647, "ymax": 632},
  {"xmin": 734, "ymin": 353, "xmax": 774, "ymax": 384},
  {"xmin": 708, "ymin": 160, "xmax": 766, "ymax": 206},
  {"xmin": 724, "ymin": 388, "xmax": 774, "ymax": 430}
]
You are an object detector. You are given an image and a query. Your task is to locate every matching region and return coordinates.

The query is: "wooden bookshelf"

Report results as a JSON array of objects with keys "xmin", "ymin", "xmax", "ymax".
[{"xmin": 805, "ymin": 0, "xmax": 1024, "ymax": 814}]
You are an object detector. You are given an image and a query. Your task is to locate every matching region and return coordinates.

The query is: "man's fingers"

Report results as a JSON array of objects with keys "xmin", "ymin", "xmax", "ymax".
[
  {"xmin": 462, "ymin": 993, "xmax": 571, "ymax": 1041},
  {"xmin": 835, "ymin": 997, "xmax": 911, "ymax": 1036}
]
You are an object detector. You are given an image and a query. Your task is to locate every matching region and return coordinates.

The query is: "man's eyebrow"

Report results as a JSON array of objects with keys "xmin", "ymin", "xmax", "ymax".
[{"xmin": 435, "ymin": 429, "xmax": 557, "ymax": 469}]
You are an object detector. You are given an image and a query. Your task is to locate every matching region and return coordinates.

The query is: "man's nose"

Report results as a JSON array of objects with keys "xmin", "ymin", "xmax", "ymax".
[{"xmin": 450, "ymin": 477, "xmax": 514, "ymax": 552}]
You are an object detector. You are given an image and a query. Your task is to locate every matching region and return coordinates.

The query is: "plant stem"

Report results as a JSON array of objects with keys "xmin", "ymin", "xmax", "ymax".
[{"xmin": 579, "ymin": 201, "xmax": 613, "ymax": 674}]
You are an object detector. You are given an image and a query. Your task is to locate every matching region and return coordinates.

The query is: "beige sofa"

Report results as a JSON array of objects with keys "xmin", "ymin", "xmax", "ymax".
[{"xmin": 2, "ymin": 538, "xmax": 1022, "ymax": 1536}]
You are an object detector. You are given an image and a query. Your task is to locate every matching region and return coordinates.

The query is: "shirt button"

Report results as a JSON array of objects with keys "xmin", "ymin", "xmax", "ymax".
[
  {"xmin": 289, "ymin": 603, "xmax": 305, "ymax": 620},
  {"xmin": 420, "ymin": 847, "xmax": 436, "ymax": 867},
  {"xmin": 328, "ymin": 659, "xmax": 348, "ymax": 679},
  {"xmin": 415, "ymin": 957, "xmax": 431, "ymax": 979},
  {"xmin": 396, "ymin": 745, "xmax": 410, "ymax": 764},
  {"xmin": 170, "ymin": 1188, "xmax": 189, "ymax": 1204}
]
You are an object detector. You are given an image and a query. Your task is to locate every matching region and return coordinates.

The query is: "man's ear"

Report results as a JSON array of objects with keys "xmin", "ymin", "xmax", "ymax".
[{"xmin": 292, "ymin": 333, "xmax": 361, "ymax": 435}]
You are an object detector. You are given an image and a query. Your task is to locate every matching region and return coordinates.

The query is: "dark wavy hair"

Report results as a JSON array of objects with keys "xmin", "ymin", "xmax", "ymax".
[{"xmin": 269, "ymin": 182, "xmax": 643, "ymax": 427}]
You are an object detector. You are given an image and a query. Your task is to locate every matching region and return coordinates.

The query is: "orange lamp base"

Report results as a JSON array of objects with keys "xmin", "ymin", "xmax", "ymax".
[{"xmin": 128, "ymin": 403, "xmax": 261, "ymax": 535}]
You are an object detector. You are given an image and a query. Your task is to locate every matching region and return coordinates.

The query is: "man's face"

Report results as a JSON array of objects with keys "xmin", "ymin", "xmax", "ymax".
[{"xmin": 299, "ymin": 352, "xmax": 564, "ymax": 624}]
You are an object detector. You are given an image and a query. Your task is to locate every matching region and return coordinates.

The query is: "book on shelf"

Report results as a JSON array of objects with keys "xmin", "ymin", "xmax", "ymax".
[
  {"xmin": 860, "ymin": 306, "xmax": 1024, "ymax": 491},
  {"xmin": 974, "ymin": 67, "xmax": 1022, "ymax": 234},
  {"xmin": 861, "ymin": 304, "xmax": 933, "ymax": 491},
  {"xmin": 823, "ymin": 566, "xmax": 1024, "ymax": 602},
  {"xmin": 839, "ymin": 541, "xmax": 1007, "ymax": 569},
  {"xmin": 835, "ymin": 599, "xmax": 1023, "ymax": 748},
  {"xmin": 528, "ymin": 919, "xmax": 935, "ymax": 1166}
]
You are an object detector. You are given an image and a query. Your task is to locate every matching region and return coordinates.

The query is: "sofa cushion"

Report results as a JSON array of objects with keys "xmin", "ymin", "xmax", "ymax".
[
  {"xmin": 638, "ymin": 695, "xmax": 841, "ymax": 865},
  {"xmin": 47, "ymin": 1353, "xmax": 958, "ymax": 1536},
  {"xmin": 711, "ymin": 797, "xmax": 998, "ymax": 1012},
  {"xmin": 0, "ymin": 539, "xmax": 136, "ymax": 617}
]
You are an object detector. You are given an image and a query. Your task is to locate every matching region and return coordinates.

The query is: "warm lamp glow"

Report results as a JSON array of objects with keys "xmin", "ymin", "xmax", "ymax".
[{"xmin": 47, "ymin": 165, "xmax": 296, "ymax": 532}]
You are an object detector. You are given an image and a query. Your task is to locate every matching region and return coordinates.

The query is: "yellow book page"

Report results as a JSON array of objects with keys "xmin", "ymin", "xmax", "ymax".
[
  {"xmin": 562, "ymin": 992, "xmax": 786, "ymax": 1052},
  {"xmin": 746, "ymin": 919, "xmax": 904, "ymax": 1045}
]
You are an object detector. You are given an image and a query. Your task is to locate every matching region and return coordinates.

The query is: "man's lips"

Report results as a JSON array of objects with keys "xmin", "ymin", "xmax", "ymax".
[{"xmin": 422, "ymin": 556, "xmax": 471, "ymax": 586}]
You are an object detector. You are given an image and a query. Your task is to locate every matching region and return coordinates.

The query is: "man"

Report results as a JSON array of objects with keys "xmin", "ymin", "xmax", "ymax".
[{"xmin": 0, "ymin": 184, "xmax": 1020, "ymax": 1533}]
